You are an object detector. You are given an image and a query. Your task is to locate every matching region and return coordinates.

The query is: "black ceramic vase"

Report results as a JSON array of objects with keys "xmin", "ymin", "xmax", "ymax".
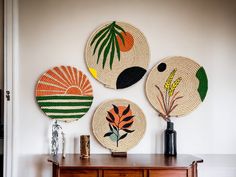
[{"xmin": 164, "ymin": 121, "xmax": 177, "ymax": 156}]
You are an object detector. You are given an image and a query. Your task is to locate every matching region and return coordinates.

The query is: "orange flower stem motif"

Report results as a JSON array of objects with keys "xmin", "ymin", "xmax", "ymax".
[
  {"xmin": 116, "ymin": 114, "xmax": 122, "ymax": 147},
  {"xmin": 104, "ymin": 104, "xmax": 135, "ymax": 147}
]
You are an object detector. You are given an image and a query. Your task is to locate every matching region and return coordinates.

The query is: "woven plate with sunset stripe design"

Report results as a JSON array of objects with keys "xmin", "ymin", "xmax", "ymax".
[{"xmin": 35, "ymin": 66, "xmax": 93, "ymax": 122}]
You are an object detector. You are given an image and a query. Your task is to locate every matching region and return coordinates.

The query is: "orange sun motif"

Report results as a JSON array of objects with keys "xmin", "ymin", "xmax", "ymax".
[{"xmin": 36, "ymin": 66, "xmax": 93, "ymax": 97}]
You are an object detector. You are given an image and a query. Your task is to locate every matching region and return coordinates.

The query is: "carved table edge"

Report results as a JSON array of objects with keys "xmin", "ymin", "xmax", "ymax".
[{"xmin": 48, "ymin": 158, "xmax": 59, "ymax": 166}]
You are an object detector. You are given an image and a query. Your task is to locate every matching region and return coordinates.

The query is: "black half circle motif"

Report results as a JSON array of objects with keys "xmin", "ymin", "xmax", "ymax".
[{"xmin": 116, "ymin": 66, "xmax": 147, "ymax": 89}]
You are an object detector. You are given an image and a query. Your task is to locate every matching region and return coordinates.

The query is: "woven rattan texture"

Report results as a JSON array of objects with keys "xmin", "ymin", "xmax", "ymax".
[
  {"xmin": 92, "ymin": 99, "xmax": 146, "ymax": 152},
  {"xmin": 85, "ymin": 21, "xmax": 149, "ymax": 89},
  {"xmin": 35, "ymin": 66, "xmax": 93, "ymax": 122},
  {"xmin": 146, "ymin": 56, "xmax": 208, "ymax": 119}
]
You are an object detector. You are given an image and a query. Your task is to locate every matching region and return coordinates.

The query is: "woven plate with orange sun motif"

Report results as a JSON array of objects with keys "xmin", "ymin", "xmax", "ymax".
[
  {"xmin": 35, "ymin": 66, "xmax": 93, "ymax": 122},
  {"xmin": 92, "ymin": 99, "xmax": 146, "ymax": 152},
  {"xmin": 85, "ymin": 21, "xmax": 149, "ymax": 89}
]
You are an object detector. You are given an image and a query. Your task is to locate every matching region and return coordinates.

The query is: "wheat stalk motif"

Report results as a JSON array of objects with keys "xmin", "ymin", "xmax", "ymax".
[{"xmin": 155, "ymin": 68, "xmax": 183, "ymax": 120}]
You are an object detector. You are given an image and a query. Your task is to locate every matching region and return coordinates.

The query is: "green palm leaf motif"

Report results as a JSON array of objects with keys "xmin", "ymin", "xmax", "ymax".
[{"xmin": 90, "ymin": 21, "xmax": 126, "ymax": 70}]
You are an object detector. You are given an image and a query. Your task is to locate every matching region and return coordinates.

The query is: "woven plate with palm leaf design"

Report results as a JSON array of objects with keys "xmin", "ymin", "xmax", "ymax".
[
  {"xmin": 85, "ymin": 21, "xmax": 149, "ymax": 89},
  {"xmin": 146, "ymin": 56, "xmax": 208, "ymax": 120},
  {"xmin": 35, "ymin": 66, "xmax": 93, "ymax": 122},
  {"xmin": 92, "ymin": 99, "xmax": 146, "ymax": 152}
]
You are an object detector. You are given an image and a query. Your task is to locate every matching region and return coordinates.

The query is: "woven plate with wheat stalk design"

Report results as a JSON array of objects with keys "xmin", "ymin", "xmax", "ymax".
[
  {"xmin": 85, "ymin": 21, "xmax": 149, "ymax": 89},
  {"xmin": 92, "ymin": 99, "xmax": 146, "ymax": 152},
  {"xmin": 146, "ymin": 56, "xmax": 208, "ymax": 120}
]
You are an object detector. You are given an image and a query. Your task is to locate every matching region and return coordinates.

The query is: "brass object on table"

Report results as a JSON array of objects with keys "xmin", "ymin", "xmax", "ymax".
[{"xmin": 80, "ymin": 135, "xmax": 90, "ymax": 158}]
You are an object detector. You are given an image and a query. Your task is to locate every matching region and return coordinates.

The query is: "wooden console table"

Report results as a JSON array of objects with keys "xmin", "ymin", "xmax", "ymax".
[{"xmin": 48, "ymin": 154, "xmax": 203, "ymax": 177}]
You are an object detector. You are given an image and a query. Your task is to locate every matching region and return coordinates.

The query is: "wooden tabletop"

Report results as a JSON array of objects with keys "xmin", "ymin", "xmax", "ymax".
[{"xmin": 48, "ymin": 154, "xmax": 203, "ymax": 169}]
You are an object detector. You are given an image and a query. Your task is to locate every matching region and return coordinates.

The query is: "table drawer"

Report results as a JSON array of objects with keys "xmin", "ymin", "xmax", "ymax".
[
  {"xmin": 60, "ymin": 169, "xmax": 98, "ymax": 177},
  {"xmin": 149, "ymin": 170, "xmax": 187, "ymax": 177},
  {"xmin": 104, "ymin": 170, "xmax": 143, "ymax": 177}
]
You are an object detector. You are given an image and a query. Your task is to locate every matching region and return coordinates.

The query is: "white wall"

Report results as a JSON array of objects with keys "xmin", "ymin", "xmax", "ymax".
[
  {"xmin": 0, "ymin": 0, "xmax": 4, "ymax": 155},
  {"xmin": 14, "ymin": 0, "xmax": 236, "ymax": 177},
  {"xmin": 0, "ymin": 0, "xmax": 3, "ymax": 90}
]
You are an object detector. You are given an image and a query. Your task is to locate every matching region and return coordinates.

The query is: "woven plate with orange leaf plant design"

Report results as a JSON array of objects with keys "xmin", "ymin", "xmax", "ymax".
[{"xmin": 92, "ymin": 99, "xmax": 146, "ymax": 152}]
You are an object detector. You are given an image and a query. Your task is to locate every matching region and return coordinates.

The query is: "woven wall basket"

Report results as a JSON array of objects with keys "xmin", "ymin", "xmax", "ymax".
[
  {"xmin": 85, "ymin": 21, "xmax": 149, "ymax": 89},
  {"xmin": 92, "ymin": 99, "xmax": 146, "ymax": 152},
  {"xmin": 35, "ymin": 66, "xmax": 93, "ymax": 122},
  {"xmin": 146, "ymin": 56, "xmax": 208, "ymax": 120}
]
